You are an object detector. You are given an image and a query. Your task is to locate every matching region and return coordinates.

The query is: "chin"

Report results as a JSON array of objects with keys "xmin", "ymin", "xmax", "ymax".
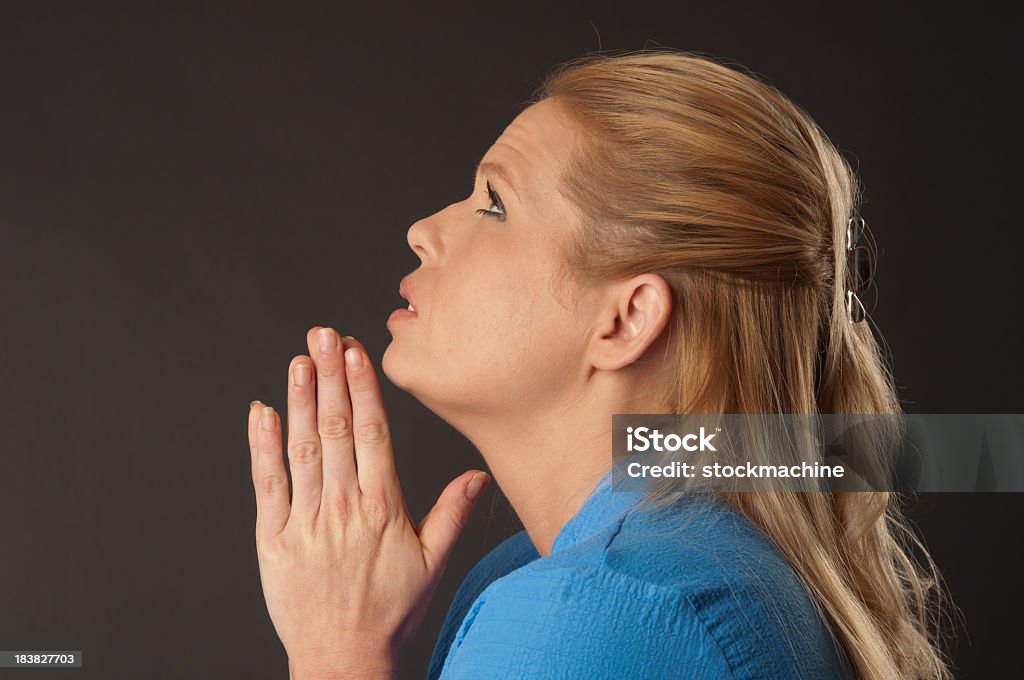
[
  {"xmin": 382, "ymin": 341, "xmax": 425, "ymax": 392},
  {"xmin": 380, "ymin": 342, "xmax": 405, "ymax": 386},
  {"xmin": 382, "ymin": 343, "xmax": 459, "ymax": 415}
]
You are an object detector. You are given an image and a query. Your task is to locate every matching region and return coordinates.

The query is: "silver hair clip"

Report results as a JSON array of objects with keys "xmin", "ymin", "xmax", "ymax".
[{"xmin": 845, "ymin": 216, "xmax": 873, "ymax": 323}]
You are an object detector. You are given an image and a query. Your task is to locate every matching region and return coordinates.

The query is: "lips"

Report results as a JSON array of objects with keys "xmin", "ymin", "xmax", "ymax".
[{"xmin": 399, "ymin": 276, "xmax": 418, "ymax": 313}]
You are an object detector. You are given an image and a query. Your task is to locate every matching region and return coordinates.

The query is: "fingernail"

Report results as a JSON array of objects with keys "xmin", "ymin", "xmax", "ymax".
[
  {"xmin": 318, "ymin": 327, "xmax": 337, "ymax": 353},
  {"xmin": 294, "ymin": 362, "xmax": 311, "ymax": 386},
  {"xmin": 341, "ymin": 335, "xmax": 355, "ymax": 342},
  {"xmin": 465, "ymin": 472, "xmax": 489, "ymax": 501},
  {"xmin": 261, "ymin": 406, "xmax": 276, "ymax": 430},
  {"xmin": 249, "ymin": 399, "xmax": 263, "ymax": 410},
  {"xmin": 344, "ymin": 346, "xmax": 364, "ymax": 370}
]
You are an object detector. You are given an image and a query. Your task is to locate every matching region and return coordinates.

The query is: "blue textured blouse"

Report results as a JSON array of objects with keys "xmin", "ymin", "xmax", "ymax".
[{"xmin": 427, "ymin": 470, "xmax": 849, "ymax": 679}]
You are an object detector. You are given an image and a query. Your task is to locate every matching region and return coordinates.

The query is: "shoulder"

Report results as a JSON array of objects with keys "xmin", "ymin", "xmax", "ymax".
[
  {"xmin": 439, "ymin": 495, "xmax": 848, "ymax": 679},
  {"xmin": 600, "ymin": 495, "xmax": 847, "ymax": 678},
  {"xmin": 439, "ymin": 558, "xmax": 735, "ymax": 679}
]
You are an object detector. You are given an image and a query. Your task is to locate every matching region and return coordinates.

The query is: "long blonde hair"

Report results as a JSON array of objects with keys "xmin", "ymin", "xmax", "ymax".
[{"xmin": 533, "ymin": 49, "xmax": 952, "ymax": 679}]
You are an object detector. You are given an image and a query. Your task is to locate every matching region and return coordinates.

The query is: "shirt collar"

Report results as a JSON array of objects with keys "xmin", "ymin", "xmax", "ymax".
[{"xmin": 550, "ymin": 468, "xmax": 647, "ymax": 554}]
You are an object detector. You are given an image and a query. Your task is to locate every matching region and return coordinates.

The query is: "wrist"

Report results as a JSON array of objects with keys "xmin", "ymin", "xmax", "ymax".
[{"xmin": 288, "ymin": 646, "xmax": 396, "ymax": 680}]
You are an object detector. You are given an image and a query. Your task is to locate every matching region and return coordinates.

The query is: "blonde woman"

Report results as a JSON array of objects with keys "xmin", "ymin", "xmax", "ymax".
[{"xmin": 247, "ymin": 50, "xmax": 950, "ymax": 679}]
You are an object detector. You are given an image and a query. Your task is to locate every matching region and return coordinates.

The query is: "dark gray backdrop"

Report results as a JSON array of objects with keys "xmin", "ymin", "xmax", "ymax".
[{"xmin": 1, "ymin": 2, "xmax": 1020, "ymax": 678}]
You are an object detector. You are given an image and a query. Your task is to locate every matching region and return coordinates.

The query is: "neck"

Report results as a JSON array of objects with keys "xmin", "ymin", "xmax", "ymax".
[
  {"xmin": 467, "ymin": 394, "xmax": 613, "ymax": 556},
  {"xmin": 439, "ymin": 370, "xmax": 666, "ymax": 557}
]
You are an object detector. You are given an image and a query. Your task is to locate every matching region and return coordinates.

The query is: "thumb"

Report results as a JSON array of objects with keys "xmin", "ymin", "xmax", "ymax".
[{"xmin": 417, "ymin": 470, "xmax": 490, "ymax": 573}]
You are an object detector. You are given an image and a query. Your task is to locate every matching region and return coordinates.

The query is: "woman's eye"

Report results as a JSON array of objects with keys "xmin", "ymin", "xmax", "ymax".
[{"xmin": 475, "ymin": 181, "xmax": 506, "ymax": 221}]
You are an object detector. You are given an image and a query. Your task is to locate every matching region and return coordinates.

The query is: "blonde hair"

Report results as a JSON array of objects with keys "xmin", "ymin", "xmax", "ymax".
[{"xmin": 532, "ymin": 49, "xmax": 952, "ymax": 679}]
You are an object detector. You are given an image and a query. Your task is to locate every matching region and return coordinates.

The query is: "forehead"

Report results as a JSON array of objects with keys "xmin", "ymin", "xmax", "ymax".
[{"xmin": 484, "ymin": 98, "xmax": 580, "ymax": 196}]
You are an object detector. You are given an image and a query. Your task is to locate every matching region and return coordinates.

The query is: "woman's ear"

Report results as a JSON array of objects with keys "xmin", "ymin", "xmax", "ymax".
[{"xmin": 587, "ymin": 273, "xmax": 673, "ymax": 371}]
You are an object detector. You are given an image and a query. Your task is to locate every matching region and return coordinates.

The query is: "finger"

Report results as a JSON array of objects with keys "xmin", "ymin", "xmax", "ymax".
[
  {"xmin": 341, "ymin": 337, "xmax": 400, "ymax": 503},
  {"xmin": 417, "ymin": 471, "xmax": 490, "ymax": 574},
  {"xmin": 248, "ymin": 399, "xmax": 264, "ymax": 533},
  {"xmin": 307, "ymin": 327, "xmax": 358, "ymax": 500},
  {"xmin": 286, "ymin": 355, "xmax": 323, "ymax": 520},
  {"xmin": 256, "ymin": 405, "xmax": 291, "ymax": 538}
]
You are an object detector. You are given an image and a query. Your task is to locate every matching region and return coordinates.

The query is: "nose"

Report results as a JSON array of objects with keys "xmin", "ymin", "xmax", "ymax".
[{"xmin": 406, "ymin": 214, "xmax": 442, "ymax": 264}]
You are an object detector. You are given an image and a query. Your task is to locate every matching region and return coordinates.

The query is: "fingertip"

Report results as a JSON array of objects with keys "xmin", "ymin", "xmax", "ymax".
[
  {"xmin": 248, "ymin": 400, "xmax": 264, "ymax": 433},
  {"xmin": 344, "ymin": 345, "xmax": 365, "ymax": 371},
  {"xmin": 260, "ymin": 405, "xmax": 277, "ymax": 431},
  {"xmin": 464, "ymin": 471, "xmax": 490, "ymax": 501}
]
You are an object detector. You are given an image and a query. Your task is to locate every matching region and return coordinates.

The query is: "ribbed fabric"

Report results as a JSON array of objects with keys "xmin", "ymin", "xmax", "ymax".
[{"xmin": 427, "ymin": 471, "xmax": 850, "ymax": 679}]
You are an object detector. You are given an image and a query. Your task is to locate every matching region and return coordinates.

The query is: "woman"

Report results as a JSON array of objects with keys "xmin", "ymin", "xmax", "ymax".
[{"xmin": 247, "ymin": 50, "xmax": 950, "ymax": 679}]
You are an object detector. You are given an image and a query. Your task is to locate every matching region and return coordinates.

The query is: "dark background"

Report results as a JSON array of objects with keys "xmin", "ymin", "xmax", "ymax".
[{"xmin": 1, "ymin": 2, "xmax": 1020, "ymax": 678}]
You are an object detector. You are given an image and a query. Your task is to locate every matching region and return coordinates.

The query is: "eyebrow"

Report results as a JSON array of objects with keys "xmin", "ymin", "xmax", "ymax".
[{"xmin": 473, "ymin": 160, "xmax": 521, "ymax": 200}]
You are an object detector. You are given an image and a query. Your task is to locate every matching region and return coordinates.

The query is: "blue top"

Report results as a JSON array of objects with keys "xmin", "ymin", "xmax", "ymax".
[{"xmin": 427, "ymin": 470, "xmax": 850, "ymax": 679}]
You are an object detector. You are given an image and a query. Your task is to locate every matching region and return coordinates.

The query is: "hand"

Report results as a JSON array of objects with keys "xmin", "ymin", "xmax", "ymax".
[{"xmin": 247, "ymin": 327, "xmax": 490, "ymax": 679}]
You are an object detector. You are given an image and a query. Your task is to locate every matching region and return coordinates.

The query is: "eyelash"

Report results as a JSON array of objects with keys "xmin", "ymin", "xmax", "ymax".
[{"xmin": 475, "ymin": 181, "xmax": 506, "ymax": 221}]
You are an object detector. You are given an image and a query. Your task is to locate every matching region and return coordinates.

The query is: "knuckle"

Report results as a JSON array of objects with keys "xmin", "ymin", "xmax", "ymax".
[
  {"xmin": 356, "ymin": 419, "xmax": 389, "ymax": 445},
  {"xmin": 317, "ymin": 361, "xmax": 340, "ymax": 378},
  {"xmin": 446, "ymin": 510, "xmax": 468, "ymax": 535},
  {"xmin": 361, "ymin": 493, "xmax": 390, "ymax": 534},
  {"xmin": 256, "ymin": 533, "xmax": 292, "ymax": 560},
  {"xmin": 319, "ymin": 413, "xmax": 352, "ymax": 441},
  {"xmin": 260, "ymin": 474, "xmax": 288, "ymax": 496},
  {"xmin": 349, "ymin": 378, "xmax": 376, "ymax": 394},
  {"xmin": 288, "ymin": 439, "xmax": 321, "ymax": 464},
  {"xmin": 325, "ymin": 492, "xmax": 352, "ymax": 520}
]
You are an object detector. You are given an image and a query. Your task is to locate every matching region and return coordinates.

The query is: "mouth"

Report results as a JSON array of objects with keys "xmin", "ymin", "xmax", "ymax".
[
  {"xmin": 399, "ymin": 276, "xmax": 418, "ymax": 315},
  {"xmin": 389, "ymin": 276, "xmax": 418, "ymax": 325}
]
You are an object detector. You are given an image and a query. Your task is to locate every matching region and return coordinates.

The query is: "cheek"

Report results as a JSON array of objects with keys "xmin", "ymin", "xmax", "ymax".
[
  {"xmin": 442, "ymin": 259, "xmax": 538, "ymax": 337},
  {"xmin": 439, "ymin": 262, "xmax": 578, "ymax": 386}
]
